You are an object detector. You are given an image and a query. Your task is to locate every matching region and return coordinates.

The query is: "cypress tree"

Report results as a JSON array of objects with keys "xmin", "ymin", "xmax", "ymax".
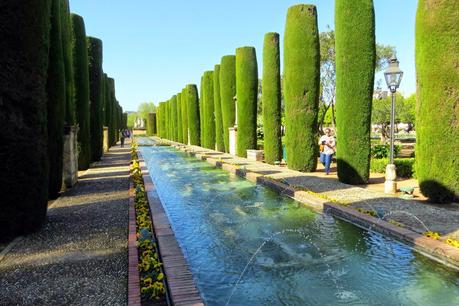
[
  {"xmin": 284, "ymin": 4, "xmax": 320, "ymax": 172},
  {"xmin": 177, "ymin": 93, "xmax": 183, "ymax": 143},
  {"xmin": 220, "ymin": 55, "xmax": 236, "ymax": 152},
  {"xmin": 415, "ymin": 0, "xmax": 459, "ymax": 202},
  {"xmin": 123, "ymin": 113, "xmax": 128, "ymax": 129},
  {"xmin": 0, "ymin": 0, "xmax": 51, "ymax": 237},
  {"xmin": 156, "ymin": 107, "xmax": 161, "ymax": 137},
  {"xmin": 171, "ymin": 95, "xmax": 178, "ymax": 141},
  {"xmin": 46, "ymin": 0, "xmax": 66, "ymax": 199},
  {"xmin": 71, "ymin": 14, "xmax": 91, "ymax": 170},
  {"xmin": 203, "ymin": 71, "xmax": 215, "ymax": 149},
  {"xmin": 146, "ymin": 113, "xmax": 156, "ymax": 136},
  {"xmin": 236, "ymin": 47, "xmax": 258, "ymax": 157},
  {"xmin": 262, "ymin": 32, "xmax": 283, "ymax": 164},
  {"xmin": 186, "ymin": 84, "xmax": 201, "ymax": 145},
  {"xmin": 166, "ymin": 100, "xmax": 171, "ymax": 139},
  {"xmin": 181, "ymin": 88, "xmax": 188, "ymax": 144},
  {"xmin": 61, "ymin": 0, "xmax": 75, "ymax": 126},
  {"xmin": 335, "ymin": 0, "xmax": 375, "ymax": 183},
  {"xmin": 200, "ymin": 75, "xmax": 205, "ymax": 145},
  {"xmin": 213, "ymin": 65, "xmax": 225, "ymax": 152},
  {"xmin": 87, "ymin": 37, "xmax": 104, "ymax": 162},
  {"xmin": 159, "ymin": 102, "xmax": 165, "ymax": 138},
  {"xmin": 107, "ymin": 77, "xmax": 116, "ymax": 146}
]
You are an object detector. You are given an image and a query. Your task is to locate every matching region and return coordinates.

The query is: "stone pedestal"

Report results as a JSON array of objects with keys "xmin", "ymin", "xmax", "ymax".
[
  {"xmin": 229, "ymin": 126, "xmax": 237, "ymax": 156},
  {"xmin": 103, "ymin": 126, "xmax": 109, "ymax": 152},
  {"xmin": 247, "ymin": 150, "xmax": 264, "ymax": 161},
  {"xmin": 384, "ymin": 163, "xmax": 397, "ymax": 194},
  {"xmin": 63, "ymin": 125, "xmax": 78, "ymax": 188}
]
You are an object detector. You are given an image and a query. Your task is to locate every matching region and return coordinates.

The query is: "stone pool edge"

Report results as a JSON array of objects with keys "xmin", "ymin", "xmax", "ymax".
[
  {"xmin": 138, "ymin": 152, "xmax": 204, "ymax": 306},
  {"xmin": 162, "ymin": 140, "xmax": 459, "ymax": 271}
]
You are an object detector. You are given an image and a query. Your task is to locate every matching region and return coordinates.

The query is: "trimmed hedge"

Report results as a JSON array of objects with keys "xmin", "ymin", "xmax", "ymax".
[
  {"xmin": 200, "ymin": 75, "xmax": 204, "ymax": 144},
  {"xmin": 61, "ymin": 0, "xmax": 75, "ymax": 126},
  {"xmin": 170, "ymin": 95, "xmax": 178, "ymax": 141},
  {"xmin": 186, "ymin": 84, "xmax": 200, "ymax": 145},
  {"xmin": 47, "ymin": 0, "xmax": 66, "ymax": 199},
  {"xmin": 370, "ymin": 158, "xmax": 416, "ymax": 179},
  {"xmin": 203, "ymin": 70, "xmax": 215, "ymax": 149},
  {"xmin": 71, "ymin": 14, "xmax": 91, "ymax": 170},
  {"xmin": 146, "ymin": 113, "xmax": 156, "ymax": 136},
  {"xmin": 177, "ymin": 93, "xmax": 183, "ymax": 143},
  {"xmin": 262, "ymin": 32, "xmax": 282, "ymax": 164},
  {"xmin": 335, "ymin": 0, "xmax": 375, "ymax": 184},
  {"xmin": 283, "ymin": 5, "xmax": 320, "ymax": 171},
  {"xmin": 415, "ymin": 0, "xmax": 458, "ymax": 203},
  {"xmin": 87, "ymin": 37, "xmax": 104, "ymax": 162},
  {"xmin": 181, "ymin": 88, "xmax": 188, "ymax": 144},
  {"xmin": 220, "ymin": 55, "xmax": 236, "ymax": 152},
  {"xmin": 213, "ymin": 65, "xmax": 225, "ymax": 151},
  {"xmin": 0, "ymin": 0, "xmax": 51, "ymax": 238},
  {"xmin": 107, "ymin": 77, "xmax": 116, "ymax": 146}
]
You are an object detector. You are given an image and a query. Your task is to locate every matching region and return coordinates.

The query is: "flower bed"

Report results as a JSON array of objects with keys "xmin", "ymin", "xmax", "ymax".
[{"xmin": 131, "ymin": 143, "xmax": 167, "ymax": 305}]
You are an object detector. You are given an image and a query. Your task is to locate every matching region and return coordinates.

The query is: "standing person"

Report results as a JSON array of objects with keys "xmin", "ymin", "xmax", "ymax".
[
  {"xmin": 319, "ymin": 128, "xmax": 336, "ymax": 175},
  {"xmin": 120, "ymin": 129, "xmax": 126, "ymax": 148}
]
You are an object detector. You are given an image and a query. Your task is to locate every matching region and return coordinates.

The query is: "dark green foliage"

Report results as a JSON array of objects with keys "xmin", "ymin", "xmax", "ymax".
[
  {"xmin": 146, "ymin": 113, "xmax": 156, "ymax": 136},
  {"xmin": 71, "ymin": 14, "xmax": 91, "ymax": 170},
  {"xmin": 166, "ymin": 101, "xmax": 171, "ymax": 139},
  {"xmin": 87, "ymin": 37, "xmax": 103, "ymax": 162},
  {"xmin": 186, "ymin": 84, "xmax": 201, "ymax": 145},
  {"xmin": 370, "ymin": 158, "xmax": 415, "ymax": 179},
  {"xmin": 46, "ymin": 0, "xmax": 66, "ymax": 199},
  {"xmin": 123, "ymin": 113, "xmax": 128, "ymax": 129},
  {"xmin": 220, "ymin": 55, "xmax": 237, "ymax": 152},
  {"xmin": 170, "ymin": 95, "xmax": 178, "ymax": 141},
  {"xmin": 103, "ymin": 73, "xmax": 110, "ymax": 128},
  {"xmin": 335, "ymin": 0, "xmax": 375, "ymax": 183},
  {"xmin": 284, "ymin": 5, "xmax": 320, "ymax": 171},
  {"xmin": 107, "ymin": 78, "xmax": 116, "ymax": 146},
  {"xmin": 0, "ymin": 0, "xmax": 51, "ymax": 238},
  {"xmin": 61, "ymin": 0, "xmax": 75, "ymax": 126},
  {"xmin": 415, "ymin": 0, "xmax": 458, "ymax": 203},
  {"xmin": 236, "ymin": 47, "xmax": 258, "ymax": 157},
  {"xmin": 262, "ymin": 32, "xmax": 282, "ymax": 164},
  {"xmin": 159, "ymin": 102, "xmax": 166, "ymax": 138},
  {"xmin": 203, "ymin": 71, "xmax": 215, "ymax": 149},
  {"xmin": 181, "ymin": 88, "xmax": 188, "ymax": 144},
  {"xmin": 370, "ymin": 144, "xmax": 401, "ymax": 159},
  {"xmin": 200, "ymin": 75, "xmax": 204, "ymax": 144},
  {"xmin": 213, "ymin": 65, "xmax": 225, "ymax": 151},
  {"xmin": 177, "ymin": 93, "xmax": 183, "ymax": 143}
]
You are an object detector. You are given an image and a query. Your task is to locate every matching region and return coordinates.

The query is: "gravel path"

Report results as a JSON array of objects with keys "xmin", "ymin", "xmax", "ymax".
[{"xmin": 0, "ymin": 143, "xmax": 130, "ymax": 306}]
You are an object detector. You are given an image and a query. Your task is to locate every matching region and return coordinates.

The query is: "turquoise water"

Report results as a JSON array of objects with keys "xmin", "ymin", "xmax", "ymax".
[{"xmin": 140, "ymin": 144, "xmax": 459, "ymax": 306}]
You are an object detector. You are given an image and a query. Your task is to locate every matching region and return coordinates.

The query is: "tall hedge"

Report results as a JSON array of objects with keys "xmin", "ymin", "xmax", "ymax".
[
  {"xmin": 166, "ymin": 100, "xmax": 171, "ymax": 139},
  {"xmin": 284, "ymin": 5, "xmax": 320, "ymax": 172},
  {"xmin": 213, "ymin": 65, "xmax": 225, "ymax": 151},
  {"xmin": 104, "ymin": 73, "xmax": 110, "ymax": 130},
  {"xmin": 262, "ymin": 32, "xmax": 282, "ymax": 164},
  {"xmin": 171, "ymin": 95, "xmax": 178, "ymax": 141},
  {"xmin": 71, "ymin": 14, "xmax": 91, "ymax": 170},
  {"xmin": 415, "ymin": 0, "xmax": 459, "ymax": 202},
  {"xmin": 146, "ymin": 113, "xmax": 156, "ymax": 136},
  {"xmin": 181, "ymin": 88, "xmax": 188, "ymax": 144},
  {"xmin": 156, "ymin": 107, "xmax": 161, "ymax": 137},
  {"xmin": 46, "ymin": 0, "xmax": 66, "ymax": 199},
  {"xmin": 200, "ymin": 75, "xmax": 204, "ymax": 144},
  {"xmin": 203, "ymin": 71, "xmax": 215, "ymax": 149},
  {"xmin": 236, "ymin": 47, "xmax": 258, "ymax": 157},
  {"xmin": 0, "ymin": 0, "xmax": 51, "ymax": 238},
  {"xmin": 88, "ymin": 37, "xmax": 103, "ymax": 162},
  {"xmin": 177, "ymin": 93, "xmax": 183, "ymax": 143},
  {"xmin": 220, "ymin": 55, "xmax": 237, "ymax": 152},
  {"xmin": 186, "ymin": 84, "xmax": 201, "ymax": 145},
  {"xmin": 61, "ymin": 0, "xmax": 75, "ymax": 126},
  {"xmin": 107, "ymin": 78, "xmax": 116, "ymax": 146},
  {"xmin": 159, "ymin": 102, "xmax": 166, "ymax": 138},
  {"xmin": 335, "ymin": 0, "xmax": 375, "ymax": 183}
]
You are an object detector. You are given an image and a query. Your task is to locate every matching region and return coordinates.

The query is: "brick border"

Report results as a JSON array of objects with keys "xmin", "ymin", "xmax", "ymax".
[
  {"xmin": 127, "ymin": 180, "xmax": 141, "ymax": 306},
  {"xmin": 162, "ymin": 139, "xmax": 459, "ymax": 271}
]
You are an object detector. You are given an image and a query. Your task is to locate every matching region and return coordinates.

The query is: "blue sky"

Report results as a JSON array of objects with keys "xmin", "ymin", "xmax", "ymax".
[{"xmin": 70, "ymin": 0, "xmax": 417, "ymax": 112}]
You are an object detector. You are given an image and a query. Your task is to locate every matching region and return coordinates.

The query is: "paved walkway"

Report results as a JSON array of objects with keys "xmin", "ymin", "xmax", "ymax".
[
  {"xmin": 0, "ymin": 143, "xmax": 130, "ymax": 305},
  {"xmin": 158, "ymin": 138, "xmax": 459, "ymax": 241}
]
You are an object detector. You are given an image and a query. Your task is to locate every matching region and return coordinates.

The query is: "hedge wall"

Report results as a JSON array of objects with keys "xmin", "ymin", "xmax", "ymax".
[
  {"xmin": 147, "ymin": 113, "xmax": 156, "ymax": 136},
  {"xmin": 283, "ymin": 5, "xmax": 320, "ymax": 171},
  {"xmin": 186, "ymin": 84, "xmax": 200, "ymax": 145},
  {"xmin": 177, "ymin": 93, "xmax": 183, "ymax": 143},
  {"xmin": 0, "ymin": 0, "xmax": 51, "ymax": 238},
  {"xmin": 262, "ymin": 32, "xmax": 282, "ymax": 164},
  {"xmin": 415, "ymin": 0, "xmax": 459, "ymax": 202},
  {"xmin": 61, "ymin": 0, "xmax": 75, "ymax": 126},
  {"xmin": 213, "ymin": 65, "xmax": 225, "ymax": 152},
  {"xmin": 170, "ymin": 95, "xmax": 178, "ymax": 141},
  {"xmin": 236, "ymin": 47, "xmax": 258, "ymax": 157},
  {"xmin": 203, "ymin": 71, "xmax": 215, "ymax": 149},
  {"xmin": 335, "ymin": 0, "xmax": 375, "ymax": 184},
  {"xmin": 220, "ymin": 55, "xmax": 237, "ymax": 152},
  {"xmin": 181, "ymin": 88, "xmax": 188, "ymax": 144}
]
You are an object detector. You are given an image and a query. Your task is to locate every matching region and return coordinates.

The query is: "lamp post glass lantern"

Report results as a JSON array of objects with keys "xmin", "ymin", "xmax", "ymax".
[{"xmin": 383, "ymin": 55, "xmax": 403, "ymax": 194}]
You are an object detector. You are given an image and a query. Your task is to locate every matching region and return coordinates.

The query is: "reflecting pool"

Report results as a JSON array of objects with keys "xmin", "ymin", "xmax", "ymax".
[{"xmin": 140, "ymin": 142, "xmax": 459, "ymax": 306}]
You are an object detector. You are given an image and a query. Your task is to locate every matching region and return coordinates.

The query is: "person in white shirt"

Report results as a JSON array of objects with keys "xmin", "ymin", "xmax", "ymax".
[{"xmin": 318, "ymin": 128, "xmax": 336, "ymax": 175}]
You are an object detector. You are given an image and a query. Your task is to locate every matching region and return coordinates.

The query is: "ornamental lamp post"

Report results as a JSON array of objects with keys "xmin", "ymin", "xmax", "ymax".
[{"xmin": 383, "ymin": 55, "xmax": 403, "ymax": 194}]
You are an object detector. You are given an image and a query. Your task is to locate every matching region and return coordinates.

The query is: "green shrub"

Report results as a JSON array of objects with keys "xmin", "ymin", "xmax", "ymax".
[
  {"xmin": 262, "ymin": 32, "xmax": 282, "ymax": 164},
  {"xmin": 71, "ymin": 14, "xmax": 91, "ymax": 170},
  {"xmin": 146, "ymin": 113, "xmax": 156, "ymax": 136},
  {"xmin": 236, "ymin": 47, "xmax": 258, "ymax": 157},
  {"xmin": 213, "ymin": 65, "xmax": 225, "ymax": 152},
  {"xmin": 371, "ymin": 144, "xmax": 401, "ymax": 159},
  {"xmin": 186, "ymin": 84, "xmax": 200, "ymax": 145},
  {"xmin": 283, "ymin": 5, "xmax": 320, "ymax": 171},
  {"xmin": 335, "ymin": 0, "xmax": 375, "ymax": 184},
  {"xmin": 370, "ymin": 158, "xmax": 415, "ymax": 178},
  {"xmin": 170, "ymin": 95, "xmax": 178, "ymax": 141},
  {"xmin": 61, "ymin": 0, "xmax": 75, "ymax": 126},
  {"xmin": 181, "ymin": 88, "xmax": 188, "ymax": 144},
  {"xmin": 415, "ymin": 0, "xmax": 458, "ymax": 202},
  {"xmin": 87, "ymin": 37, "xmax": 104, "ymax": 162},
  {"xmin": 202, "ymin": 71, "xmax": 215, "ymax": 149},
  {"xmin": 0, "ymin": 0, "xmax": 51, "ymax": 237},
  {"xmin": 220, "ymin": 55, "xmax": 237, "ymax": 152},
  {"xmin": 176, "ymin": 93, "xmax": 183, "ymax": 143}
]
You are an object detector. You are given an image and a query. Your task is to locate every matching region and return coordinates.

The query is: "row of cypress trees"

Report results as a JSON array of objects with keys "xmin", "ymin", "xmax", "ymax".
[{"xmin": 0, "ymin": 0, "xmax": 124, "ymax": 239}]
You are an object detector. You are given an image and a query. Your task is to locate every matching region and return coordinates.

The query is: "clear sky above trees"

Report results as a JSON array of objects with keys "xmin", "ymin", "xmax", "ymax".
[{"xmin": 70, "ymin": 0, "xmax": 417, "ymax": 111}]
